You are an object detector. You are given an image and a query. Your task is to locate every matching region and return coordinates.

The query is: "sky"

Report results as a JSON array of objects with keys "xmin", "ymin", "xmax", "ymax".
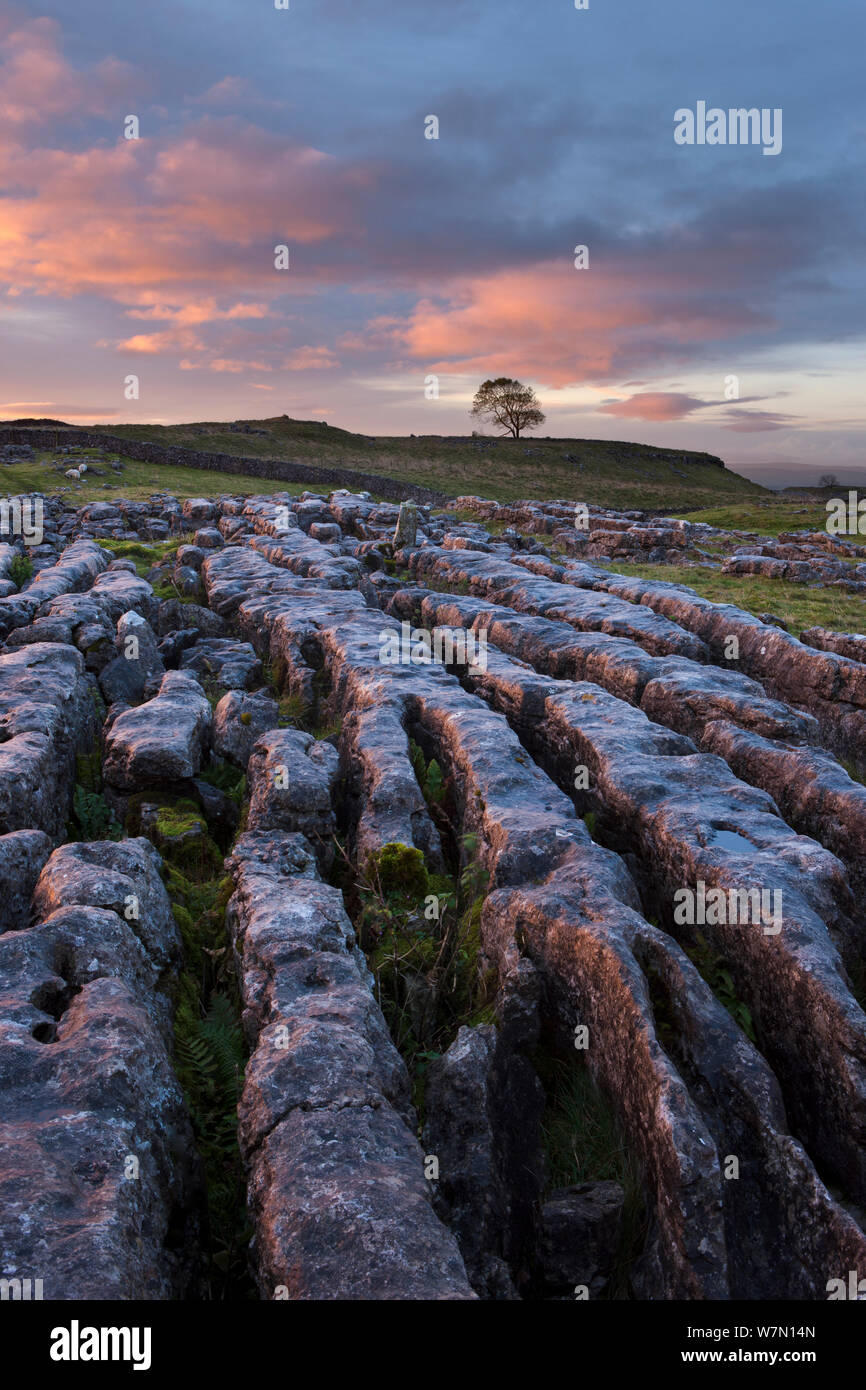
[{"xmin": 0, "ymin": 0, "xmax": 863, "ymax": 486}]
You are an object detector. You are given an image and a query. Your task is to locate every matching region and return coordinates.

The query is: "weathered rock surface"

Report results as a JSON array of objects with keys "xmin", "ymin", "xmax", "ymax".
[
  {"xmin": 590, "ymin": 570, "xmax": 866, "ymax": 772},
  {"xmin": 540, "ymin": 1184, "xmax": 625, "ymax": 1297},
  {"xmin": 0, "ymin": 643, "xmax": 98, "ymax": 840},
  {"xmin": 31, "ymin": 837, "xmax": 182, "ymax": 976},
  {"xmin": 99, "ymin": 610, "xmax": 164, "ymax": 706},
  {"xmin": 156, "ymin": 597, "xmax": 227, "ymax": 639},
  {"xmin": 213, "ymin": 688, "xmax": 280, "ymax": 767},
  {"xmin": 0, "ymin": 837, "xmax": 198, "ymax": 1298},
  {"xmin": 246, "ymin": 729, "xmax": 339, "ymax": 869},
  {"xmin": 0, "ymin": 830, "xmax": 53, "ymax": 932},
  {"xmin": 404, "ymin": 543, "xmax": 708, "ymax": 659},
  {"xmin": 226, "ymin": 830, "xmax": 475, "ymax": 1299},
  {"xmin": 103, "ymin": 669, "xmax": 212, "ymax": 792},
  {"xmin": 180, "ymin": 637, "xmax": 262, "ymax": 691},
  {"xmin": 460, "ymin": 638, "xmax": 866, "ymax": 1201},
  {"xmin": 801, "ymin": 625, "xmax": 866, "ymax": 663},
  {"xmin": 205, "ymin": 546, "xmax": 729, "ymax": 1294},
  {"xmin": 423, "ymin": 1023, "xmax": 545, "ymax": 1299},
  {"xmin": 2, "ymin": 482, "xmax": 864, "ymax": 1304},
  {"xmin": 0, "ymin": 539, "xmax": 110, "ymax": 637}
]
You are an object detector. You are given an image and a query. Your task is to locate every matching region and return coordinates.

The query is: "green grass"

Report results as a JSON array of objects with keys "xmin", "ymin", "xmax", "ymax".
[
  {"xmin": 0, "ymin": 448, "xmax": 312, "ymax": 505},
  {"xmin": 354, "ymin": 831, "xmax": 497, "ymax": 1121},
  {"xmin": 93, "ymin": 535, "xmax": 190, "ymax": 575},
  {"xmin": 15, "ymin": 416, "xmax": 766, "ymax": 509},
  {"xmin": 606, "ymin": 561, "xmax": 866, "ymax": 633},
  {"xmin": 536, "ymin": 1055, "xmax": 646, "ymax": 1298},
  {"xmin": 152, "ymin": 791, "xmax": 253, "ymax": 1300},
  {"xmin": 539, "ymin": 1058, "xmax": 635, "ymax": 1190},
  {"xmin": 672, "ymin": 500, "xmax": 837, "ymax": 536},
  {"xmin": 684, "ymin": 932, "xmax": 756, "ymax": 1042},
  {"xmin": 8, "ymin": 553, "xmax": 32, "ymax": 588}
]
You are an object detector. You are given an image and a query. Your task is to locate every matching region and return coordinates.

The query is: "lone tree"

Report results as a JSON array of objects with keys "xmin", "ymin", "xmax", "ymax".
[{"xmin": 470, "ymin": 377, "xmax": 545, "ymax": 439}]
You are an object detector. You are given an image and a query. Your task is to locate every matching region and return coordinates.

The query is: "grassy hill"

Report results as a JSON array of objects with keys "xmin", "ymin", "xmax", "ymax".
[
  {"xmin": 76, "ymin": 415, "xmax": 766, "ymax": 509},
  {"xmin": 0, "ymin": 449, "xmax": 314, "ymax": 507}
]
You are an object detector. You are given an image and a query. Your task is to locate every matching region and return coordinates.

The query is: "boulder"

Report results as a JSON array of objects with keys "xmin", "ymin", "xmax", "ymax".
[
  {"xmin": 246, "ymin": 729, "xmax": 338, "ymax": 868},
  {"xmin": 539, "ymin": 1183, "xmax": 625, "ymax": 1296},
  {"xmin": 0, "ymin": 830, "xmax": 53, "ymax": 932},
  {"xmin": 102, "ymin": 670, "xmax": 212, "ymax": 792},
  {"xmin": 213, "ymin": 689, "xmax": 280, "ymax": 767}
]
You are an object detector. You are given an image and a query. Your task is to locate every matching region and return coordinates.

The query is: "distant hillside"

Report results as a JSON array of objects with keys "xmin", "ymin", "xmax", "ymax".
[{"xmin": 6, "ymin": 415, "xmax": 767, "ymax": 509}]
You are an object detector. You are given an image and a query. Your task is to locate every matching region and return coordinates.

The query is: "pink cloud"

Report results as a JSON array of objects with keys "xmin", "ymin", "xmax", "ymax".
[
  {"xmin": 124, "ymin": 300, "xmax": 270, "ymax": 325},
  {"xmin": 194, "ymin": 75, "xmax": 285, "ymax": 112},
  {"xmin": 0, "ymin": 106, "xmax": 366, "ymax": 310},
  {"xmin": 0, "ymin": 13, "xmax": 787, "ymax": 410},
  {"xmin": 390, "ymin": 260, "xmax": 770, "ymax": 388},
  {"xmin": 284, "ymin": 346, "xmax": 340, "ymax": 370},
  {"xmin": 0, "ymin": 13, "xmax": 134, "ymax": 127},
  {"xmin": 118, "ymin": 329, "xmax": 206, "ymax": 354},
  {"xmin": 179, "ymin": 356, "xmax": 273, "ymax": 373},
  {"xmin": 600, "ymin": 392, "xmax": 708, "ymax": 422},
  {"xmin": 720, "ymin": 408, "xmax": 796, "ymax": 432}
]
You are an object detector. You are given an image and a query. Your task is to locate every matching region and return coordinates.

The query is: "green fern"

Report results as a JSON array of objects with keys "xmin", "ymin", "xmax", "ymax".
[
  {"xmin": 67, "ymin": 784, "xmax": 122, "ymax": 842},
  {"xmin": 409, "ymin": 739, "xmax": 427, "ymax": 785},
  {"xmin": 686, "ymin": 931, "xmax": 757, "ymax": 1042},
  {"xmin": 408, "ymin": 739, "xmax": 445, "ymax": 806},
  {"xmin": 199, "ymin": 994, "xmax": 246, "ymax": 1101},
  {"xmin": 8, "ymin": 553, "xmax": 32, "ymax": 590},
  {"xmin": 177, "ymin": 994, "xmax": 244, "ymax": 1110},
  {"xmin": 459, "ymin": 832, "xmax": 489, "ymax": 901},
  {"xmin": 198, "ymin": 760, "xmax": 246, "ymax": 804},
  {"xmin": 424, "ymin": 759, "xmax": 444, "ymax": 804}
]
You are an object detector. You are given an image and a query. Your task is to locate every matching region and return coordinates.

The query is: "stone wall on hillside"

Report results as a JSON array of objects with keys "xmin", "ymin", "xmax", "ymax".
[{"xmin": 0, "ymin": 427, "xmax": 450, "ymax": 505}]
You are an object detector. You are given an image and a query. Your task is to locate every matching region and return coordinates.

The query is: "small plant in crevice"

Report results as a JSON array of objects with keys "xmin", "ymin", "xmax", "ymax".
[
  {"xmin": 66, "ymin": 747, "xmax": 122, "ymax": 842},
  {"xmin": 684, "ymin": 931, "xmax": 757, "ymax": 1042},
  {"xmin": 840, "ymin": 757, "xmax": 866, "ymax": 788},
  {"xmin": 195, "ymin": 675, "xmax": 225, "ymax": 711},
  {"xmin": 8, "ymin": 552, "xmax": 32, "ymax": 590},
  {"xmin": 277, "ymin": 691, "xmax": 308, "ymax": 727},
  {"xmin": 198, "ymin": 759, "xmax": 246, "ymax": 805},
  {"xmin": 410, "ymin": 739, "xmax": 444, "ymax": 807},
  {"xmin": 535, "ymin": 1053, "xmax": 647, "ymax": 1300},
  {"xmin": 351, "ymin": 834, "xmax": 495, "ymax": 1123},
  {"xmin": 152, "ymin": 793, "xmax": 252, "ymax": 1299},
  {"xmin": 313, "ymin": 714, "xmax": 342, "ymax": 742},
  {"xmin": 263, "ymin": 656, "xmax": 340, "ymax": 740},
  {"xmin": 643, "ymin": 960, "xmax": 679, "ymax": 1054},
  {"xmin": 175, "ymin": 990, "xmax": 248, "ymax": 1294},
  {"xmin": 67, "ymin": 785, "xmax": 123, "ymax": 842},
  {"xmin": 135, "ymin": 798, "xmax": 224, "ymax": 880},
  {"xmin": 94, "ymin": 536, "xmax": 188, "ymax": 578},
  {"xmin": 849, "ymin": 958, "xmax": 866, "ymax": 1014}
]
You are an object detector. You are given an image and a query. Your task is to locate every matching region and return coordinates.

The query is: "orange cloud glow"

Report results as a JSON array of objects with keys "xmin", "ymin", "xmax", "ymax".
[{"xmin": 392, "ymin": 260, "xmax": 769, "ymax": 388}]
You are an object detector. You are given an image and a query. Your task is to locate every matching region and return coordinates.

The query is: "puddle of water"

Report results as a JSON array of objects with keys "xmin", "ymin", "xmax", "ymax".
[{"xmin": 706, "ymin": 827, "xmax": 759, "ymax": 854}]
